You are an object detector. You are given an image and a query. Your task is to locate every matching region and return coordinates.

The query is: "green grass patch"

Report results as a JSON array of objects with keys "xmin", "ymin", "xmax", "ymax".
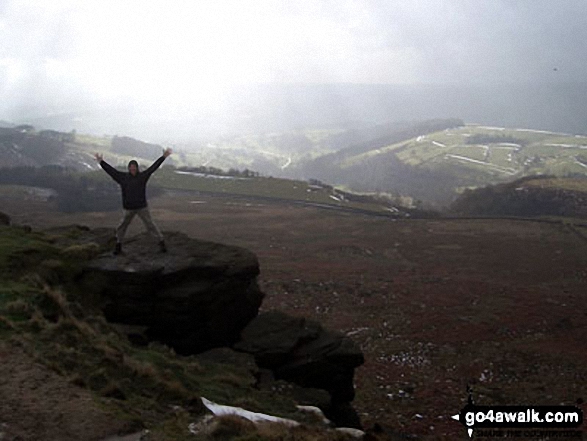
[
  {"xmin": 0, "ymin": 226, "xmax": 59, "ymax": 276},
  {"xmin": 150, "ymin": 169, "xmax": 388, "ymax": 213},
  {"xmin": 522, "ymin": 177, "xmax": 587, "ymax": 192},
  {"xmin": 448, "ymin": 145, "xmax": 488, "ymax": 161}
]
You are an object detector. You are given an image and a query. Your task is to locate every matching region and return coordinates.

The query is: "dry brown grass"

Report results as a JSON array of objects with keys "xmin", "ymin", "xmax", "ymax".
[
  {"xmin": 0, "ymin": 314, "xmax": 15, "ymax": 330},
  {"xmin": 4, "ymin": 298, "xmax": 32, "ymax": 315},
  {"xmin": 211, "ymin": 372, "xmax": 252, "ymax": 388},
  {"xmin": 122, "ymin": 354, "xmax": 159, "ymax": 379}
]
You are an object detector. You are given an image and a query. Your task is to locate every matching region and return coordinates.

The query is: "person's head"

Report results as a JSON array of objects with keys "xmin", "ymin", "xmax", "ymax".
[{"xmin": 128, "ymin": 160, "xmax": 139, "ymax": 176}]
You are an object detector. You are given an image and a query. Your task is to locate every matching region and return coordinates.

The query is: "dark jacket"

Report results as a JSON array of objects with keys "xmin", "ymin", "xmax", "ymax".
[{"xmin": 100, "ymin": 156, "xmax": 166, "ymax": 209}]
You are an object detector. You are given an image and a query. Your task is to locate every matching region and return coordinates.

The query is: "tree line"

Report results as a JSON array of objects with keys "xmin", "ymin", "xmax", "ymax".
[{"xmin": 0, "ymin": 166, "xmax": 161, "ymax": 213}]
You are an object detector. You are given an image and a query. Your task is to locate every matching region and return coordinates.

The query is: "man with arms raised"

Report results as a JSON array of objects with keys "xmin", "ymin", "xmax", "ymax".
[{"xmin": 94, "ymin": 148, "xmax": 172, "ymax": 255}]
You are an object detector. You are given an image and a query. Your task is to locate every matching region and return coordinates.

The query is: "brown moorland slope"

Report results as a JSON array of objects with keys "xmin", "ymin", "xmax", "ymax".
[{"xmin": 1, "ymin": 188, "xmax": 586, "ymax": 439}]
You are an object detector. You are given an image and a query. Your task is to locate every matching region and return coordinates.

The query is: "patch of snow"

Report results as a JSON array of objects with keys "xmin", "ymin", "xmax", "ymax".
[
  {"xmin": 497, "ymin": 143, "xmax": 521, "ymax": 147},
  {"xmin": 346, "ymin": 327, "xmax": 369, "ymax": 337},
  {"xmin": 280, "ymin": 156, "xmax": 292, "ymax": 170},
  {"xmin": 335, "ymin": 427, "xmax": 365, "ymax": 438},
  {"xmin": 444, "ymin": 154, "xmax": 517, "ymax": 175},
  {"xmin": 175, "ymin": 170, "xmax": 249, "ymax": 180},
  {"xmin": 432, "ymin": 141, "xmax": 446, "ymax": 148},
  {"xmin": 514, "ymin": 128, "xmax": 560, "ymax": 135},
  {"xmin": 296, "ymin": 406, "xmax": 331, "ymax": 425},
  {"xmin": 573, "ymin": 158, "xmax": 587, "ymax": 169},
  {"xmin": 190, "ymin": 201, "xmax": 207, "ymax": 204},
  {"xmin": 25, "ymin": 187, "xmax": 57, "ymax": 200},
  {"xmin": 379, "ymin": 352, "xmax": 430, "ymax": 368},
  {"xmin": 188, "ymin": 415, "xmax": 214, "ymax": 435},
  {"xmin": 201, "ymin": 397, "xmax": 299, "ymax": 427},
  {"xmin": 329, "ymin": 195, "xmax": 342, "ymax": 202},
  {"xmin": 477, "ymin": 126, "xmax": 506, "ymax": 131},
  {"xmin": 492, "ymin": 145, "xmax": 519, "ymax": 150},
  {"xmin": 545, "ymin": 143, "xmax": 587, "ymax": 149},
  {"xmin": 479, "ymin": 369, "xmax": 493, "ymax": 383}
]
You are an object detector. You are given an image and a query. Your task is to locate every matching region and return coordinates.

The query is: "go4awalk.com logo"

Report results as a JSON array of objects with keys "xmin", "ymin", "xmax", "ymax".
[{"xmin": 451, "ymin": 389, "xmax": 583, "ymax": 438}]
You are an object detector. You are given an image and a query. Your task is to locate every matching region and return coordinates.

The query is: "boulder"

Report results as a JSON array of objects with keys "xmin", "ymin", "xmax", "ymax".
[
  {"xmin": 77, "ymin": 231, "xmax": 264, "ymax": 354},
  {"xmin": 233, "ymin": 311, "xmax": 364, "ymax": 428}
]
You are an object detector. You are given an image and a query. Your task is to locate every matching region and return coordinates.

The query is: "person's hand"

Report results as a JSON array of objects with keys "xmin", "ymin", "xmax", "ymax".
[
  {"xmin": 94, "ymin": 153, "xmax": 103, "ymax": 162},
  {"xmin": 163, "ymin": 148, "xmax": 173, "ymax": 158}
]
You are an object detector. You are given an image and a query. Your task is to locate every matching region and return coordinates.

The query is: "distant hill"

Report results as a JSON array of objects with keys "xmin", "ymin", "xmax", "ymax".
[
  {"xmin": 451, "ymin": 175, "xmax": 587, "ymax": 218},
  {"xmin": 3, "ymin": 121, "xmax": 587, "ymax": 211},
  {"xmin": 0, "ymin": 127, "xmax": 67, "ymax": 168},
  {"xmin": 110, "ymin": 135, "xmax": 163, "ymax": 159},
  {"xmin": 286, "ymin": 123, "xmax": 587, "ymax": 208}
]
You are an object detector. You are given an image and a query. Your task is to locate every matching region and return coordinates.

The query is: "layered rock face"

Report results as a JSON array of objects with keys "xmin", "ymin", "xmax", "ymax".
[
  {"xmin": 234, "ymin": 311, "xmax": 365, "ymax": 428},
  {"xmin": 78, "ymin": 231, "xmax": 264, "ymax": 354}
]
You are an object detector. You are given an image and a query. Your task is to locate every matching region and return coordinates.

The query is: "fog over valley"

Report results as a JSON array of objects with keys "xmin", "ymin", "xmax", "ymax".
[{"xmin": 1, "ymin": 1, "xmax": 587, "ymax": 141}]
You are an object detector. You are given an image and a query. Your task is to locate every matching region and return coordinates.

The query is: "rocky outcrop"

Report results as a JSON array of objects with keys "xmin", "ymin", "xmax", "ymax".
[
  {"xmin": 234, "ymin": 311, "xmax": 365, "ymax": 428},
  {"xmin": 77, "ymin": 231, "xmax": 264, "ymax": 354},
  {"xmin": 68, "ymin": 227, "xmax": 365, "ymax": 427}
]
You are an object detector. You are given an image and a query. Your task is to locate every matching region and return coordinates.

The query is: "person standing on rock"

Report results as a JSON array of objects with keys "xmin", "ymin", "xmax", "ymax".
[{"xmin": 94, "ymin": 148, "xmax": 172, "ymax": 255}]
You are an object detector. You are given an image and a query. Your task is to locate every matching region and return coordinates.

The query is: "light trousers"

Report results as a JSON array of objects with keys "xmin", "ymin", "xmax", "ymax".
[{"xmin": 116, "ymin": 207, "xmax": 163, "ymax": 243}]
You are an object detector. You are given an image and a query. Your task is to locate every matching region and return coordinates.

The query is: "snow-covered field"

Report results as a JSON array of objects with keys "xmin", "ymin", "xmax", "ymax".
[
  {"xmin": 444, "ymin": 154, "xmax": 517, "ymax": 175},
  {"xmin": 175, "ymin": 170, "xmax": 250, "ymax": 180}
]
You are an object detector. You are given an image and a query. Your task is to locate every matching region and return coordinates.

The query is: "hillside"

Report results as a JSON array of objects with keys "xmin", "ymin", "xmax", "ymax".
[
  {"xmin": 3, "ymin": 121, "xmax": 587, "ymax": 212},
  {"xmin": 290, "ymin": 124, "xmax": 587, "ymax": 208},
  {"xmin": 0, "ymin": 126, "xmax": 420, "ymax": 217},
  {"xmin": 451, "ymin": 175, "xmax": 587, "ymax": 218}
]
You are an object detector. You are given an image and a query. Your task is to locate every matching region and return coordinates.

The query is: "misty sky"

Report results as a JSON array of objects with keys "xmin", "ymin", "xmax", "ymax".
[{"xmin": 1, "ymin": 0, "xmax": 586, "ymax": 120}]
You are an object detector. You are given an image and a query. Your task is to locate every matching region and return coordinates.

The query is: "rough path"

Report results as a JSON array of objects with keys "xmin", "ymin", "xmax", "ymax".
[{"xmin": 0, "ymin": 342, "xmax": 131, "ymax": 441}]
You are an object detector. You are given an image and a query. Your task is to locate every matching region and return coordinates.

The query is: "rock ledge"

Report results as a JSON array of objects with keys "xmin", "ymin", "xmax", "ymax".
[{"xmin": 79, "ymin": 231, "xmax": 264, "ymax": 354}]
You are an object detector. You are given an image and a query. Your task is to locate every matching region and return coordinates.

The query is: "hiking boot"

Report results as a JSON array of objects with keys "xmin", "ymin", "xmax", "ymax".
[
  {"xmin": 114, "ymin": 242, "xmax": 122, "ymax": 255},
  {"xmin": 159, "ymin": 240, "xmax": 167, "ymax": 253}
]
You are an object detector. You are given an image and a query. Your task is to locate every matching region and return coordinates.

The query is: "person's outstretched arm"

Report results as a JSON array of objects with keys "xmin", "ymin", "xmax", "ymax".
[
  {"xmin": 144, "ymin": 148, "xmax": 172, "ymax": 178},
  {"xmin": 95, "ymin": 153, "xmax": 123, "ymax": 184}
]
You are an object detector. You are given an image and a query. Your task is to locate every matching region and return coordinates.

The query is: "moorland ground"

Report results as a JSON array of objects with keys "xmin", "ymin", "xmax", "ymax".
[{"xmin": 1, "ymin": 188, "xmax": 586, "ymax": 439}]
